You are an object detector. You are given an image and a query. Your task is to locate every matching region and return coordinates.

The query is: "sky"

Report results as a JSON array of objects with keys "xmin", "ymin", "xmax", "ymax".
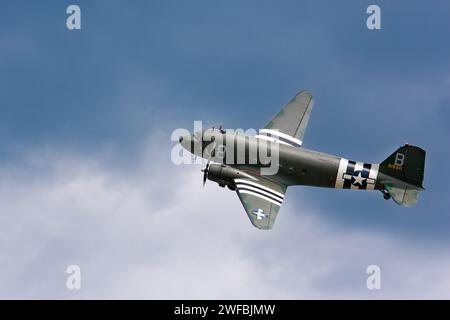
[{"xmin": 0, "ymin": 0, "xmax": 449, "ymax": 299}]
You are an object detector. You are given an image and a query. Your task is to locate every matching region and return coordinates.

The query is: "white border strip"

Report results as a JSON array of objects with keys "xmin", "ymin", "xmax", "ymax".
[
  {"xmin": 366, "ymin": 164, "xmax": 379, "ymax": 190},
  {"xmin": 335, "ymin": 158, "xmax": 348, "ymax": 189}
]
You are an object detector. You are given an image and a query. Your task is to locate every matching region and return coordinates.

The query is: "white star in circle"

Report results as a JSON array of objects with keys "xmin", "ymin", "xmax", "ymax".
[{"xmin": 352, "ymin": 172, "xmax": 366, "ymax": 186}]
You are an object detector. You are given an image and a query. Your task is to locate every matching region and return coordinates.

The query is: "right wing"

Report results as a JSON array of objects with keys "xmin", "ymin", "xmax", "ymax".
[
  {"xmin": 260, "ymin": 90, "xmax": 314, "ymax": 147},
  {"xmin": 234, "ymin": 177, "xmax": 287, "ymax": 230}
]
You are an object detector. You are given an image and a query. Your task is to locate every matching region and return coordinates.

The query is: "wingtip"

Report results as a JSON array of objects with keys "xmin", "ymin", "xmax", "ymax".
[{"xmin": 296, "ymin": 89, "xmax": 313, "ymax": 96}]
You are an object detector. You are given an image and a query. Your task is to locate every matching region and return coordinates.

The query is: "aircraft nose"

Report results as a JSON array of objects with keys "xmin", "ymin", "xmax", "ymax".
[
  {"xmin": 179, "ymin": 134, "xmax": 192, "ymax": 151},
  {"xmin": 179, "ymin": 133, "xmax": 202, "ymax": 157}
]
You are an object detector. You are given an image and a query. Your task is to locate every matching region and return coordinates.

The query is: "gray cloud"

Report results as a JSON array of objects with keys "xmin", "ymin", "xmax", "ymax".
[{"xmin": 0, "ymin": 141, "xmax": 449, "ymax": 299}]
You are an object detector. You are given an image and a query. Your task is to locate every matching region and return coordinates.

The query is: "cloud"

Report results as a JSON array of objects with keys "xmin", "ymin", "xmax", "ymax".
[{"xmin": 0, "ymin": 141, "xmax": 449, "ymax": 299}]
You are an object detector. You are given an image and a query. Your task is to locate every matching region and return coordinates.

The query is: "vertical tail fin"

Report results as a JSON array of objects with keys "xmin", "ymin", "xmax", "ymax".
[
  {"xmin": 380, "ymin": 144, "xmax": 426, "ymax": 189},
  {"xmin": 379, "ymin": 144, "xmax": 426, "ymax": 206}
]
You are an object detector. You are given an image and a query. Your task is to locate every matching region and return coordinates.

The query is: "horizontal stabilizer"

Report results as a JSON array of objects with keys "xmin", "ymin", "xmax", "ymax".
[{"xmin": 384, "ymin": 183, "xmax": 420, "ymax": 207}]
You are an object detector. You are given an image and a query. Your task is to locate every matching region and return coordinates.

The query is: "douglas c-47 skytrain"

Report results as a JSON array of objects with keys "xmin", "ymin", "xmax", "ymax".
[{"xmin": 178, "ymin": 91, "xmax": 426, "ymax": 230}]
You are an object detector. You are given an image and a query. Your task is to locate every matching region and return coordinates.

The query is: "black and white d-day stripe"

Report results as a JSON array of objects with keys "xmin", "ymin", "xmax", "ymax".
[
  {"xmin": 234, "ymin": 179, "xmax": 284, "ymax": 206},
  {"xmin": 335, "ymin": 158, "xmax": 379, "ymax": 190},
  {"xmin": 255, "ymin": 129, "xmax": 302, "ymax": 148}
]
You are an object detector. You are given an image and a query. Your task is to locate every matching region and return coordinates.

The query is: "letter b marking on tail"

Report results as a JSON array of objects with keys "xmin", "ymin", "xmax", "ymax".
[{"xmin": 394, "ymin": 153, "xmax": 405, "ymax": 166}]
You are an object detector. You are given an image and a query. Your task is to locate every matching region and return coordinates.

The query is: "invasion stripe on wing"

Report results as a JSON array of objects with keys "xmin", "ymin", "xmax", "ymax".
[
  {"xmin": 259, "ymin": 129, "xmax": 302, "ymax": 147},
  {"xmin": 255, "ymin": 134, "xmax": 291, "ymax": 147},
  {"xmin": 234, "ymin": 179, "xmax": 285, "ymax": 198},
  {"xmin": 237, "ymin": 189, "xmax": 282, "ymax": 206},
  {"xmin": 235, "ymin": 184, "xmax": 284, "ymax": 202}
]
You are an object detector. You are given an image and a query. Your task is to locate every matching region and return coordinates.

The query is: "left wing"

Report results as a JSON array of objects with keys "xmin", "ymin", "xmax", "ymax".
[
  {"xmin": 234, "ymin": 177, "xmax": 287, "ymax": 230},
  {"xmin": 259, "ymin": 90, "xmax": 314, "ymax": 147}
]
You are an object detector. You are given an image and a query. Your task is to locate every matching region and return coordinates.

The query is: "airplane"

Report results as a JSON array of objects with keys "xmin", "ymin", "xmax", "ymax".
[{"xmin": 178, "ymin": 91, "xmax": 426, "ymax": 230}]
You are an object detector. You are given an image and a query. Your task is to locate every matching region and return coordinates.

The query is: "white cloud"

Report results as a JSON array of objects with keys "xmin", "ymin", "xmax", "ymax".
[{"xmin": 0, "ymin": 143, "xmax": 449, "ymax": 299}]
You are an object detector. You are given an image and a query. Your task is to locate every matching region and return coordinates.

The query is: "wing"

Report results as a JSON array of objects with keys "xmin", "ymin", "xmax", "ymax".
[
  {"xmin": 234, "ymin": 177, "xmax": 287, "ymax": 230},
  {"xmin": 260, "ymin": 90, "xmax": 314, "ymax": 147}
]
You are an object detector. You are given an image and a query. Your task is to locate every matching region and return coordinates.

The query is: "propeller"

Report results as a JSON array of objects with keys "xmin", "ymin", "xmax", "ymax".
[{"xmin": 201, "ymin": 160, "xmax": 210, "ymax": 187}]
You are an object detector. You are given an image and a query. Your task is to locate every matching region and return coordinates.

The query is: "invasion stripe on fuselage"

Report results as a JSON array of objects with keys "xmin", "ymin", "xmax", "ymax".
[
  {"xmin": 363, "ymin": 163, "xmax": 372, "ymax": 175},
  {"xmin": 335, "ymin": 158, "xmax": 379, "ymax": 190},
  {"xmin": 343, "ymin": 160, "xmax": 356, "ymax": 189}
]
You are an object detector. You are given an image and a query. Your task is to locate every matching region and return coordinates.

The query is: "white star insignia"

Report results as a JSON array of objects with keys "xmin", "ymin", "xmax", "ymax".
[{"xmin": 352, "ymin": 172, "xmax": 366, "ymax": 186}]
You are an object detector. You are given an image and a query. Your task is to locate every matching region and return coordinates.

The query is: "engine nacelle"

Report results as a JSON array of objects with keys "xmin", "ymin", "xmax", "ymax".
[{"xmin": 207, "ymin": 164, "xmax": 243, "ymax": 189}]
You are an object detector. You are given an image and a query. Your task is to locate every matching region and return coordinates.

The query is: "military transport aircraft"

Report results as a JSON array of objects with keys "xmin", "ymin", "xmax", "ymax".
[{"xmin": 178, "ymin": 91, "xmax": 426, "ymax": 230}]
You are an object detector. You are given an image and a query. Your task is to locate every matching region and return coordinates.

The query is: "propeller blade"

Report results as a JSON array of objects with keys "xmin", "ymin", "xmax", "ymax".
[
  {"xmin": 203, "ymin": 170, "xmax": 207, "ymax": 186},
  {"xmin": 201, "ymin": 160, "xmax": 210, "ymax": 187}
]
